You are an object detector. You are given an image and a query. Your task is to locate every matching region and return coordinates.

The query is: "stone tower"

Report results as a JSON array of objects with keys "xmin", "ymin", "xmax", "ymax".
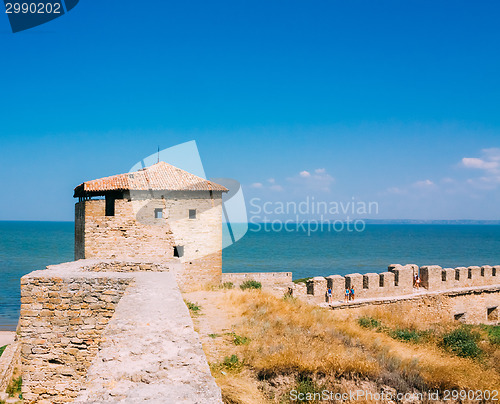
[{"xmin": 73, "ymin": 161, "xmax": 228, "ymax": 284}]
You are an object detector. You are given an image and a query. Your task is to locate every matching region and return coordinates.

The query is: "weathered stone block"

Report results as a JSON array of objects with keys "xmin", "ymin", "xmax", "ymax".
[
  {"xmin": 362, "ymin": 273, "xmax": 380, "ymax": 298},
  {"xmin": 468, "ymin": 266, "xmax": 481, "ymax": 287},
  {"xmin": 443, "ymin": 268, "xmax": 456, "ymax": 288},
  {"xmin": 345, "ymin": 273, "xmax": 363, "ymax": 297},
  {"xmin": 419, "ymin": 266, "xmax": 442, "ymax": 291},
  {"xmin": 378, "ymin": 272, "xmax": 396, "ymax": 295},
  {"xmin": 388, "ymin": 264, "xmax": 413, "ymax": 295},
  {"xmin": 306, "ymin": 277, "xmax": 327, "ymax": 299},
  {"xmin": 326, "ymin": 275, "xmax": 345, "ymax": 301}
]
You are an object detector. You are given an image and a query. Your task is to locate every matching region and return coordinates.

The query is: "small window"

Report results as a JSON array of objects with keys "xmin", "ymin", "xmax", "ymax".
[
  {"xmin": 468, "ymin": 268, "xmax": 472, "ymax": 279},
  {"xmin": 487, "ymin": 307, "xmax": 498, "ymax": 322},
  {"xmin": 154, "ymin": 208, "xmax": 163, "ymax": 219},
  {"xmin": 454, "ymin": 313, "xmax": 465, "ymax": 322},
  {"xmin": 173, "ymin": 245, "xmax": 184, "ymax": 258},
  {"xmin": 105, "ymin": 196, "xmax": 115, "ymax": 216},
  {"xmin": 189, "ymin": 209, "xmax": 196, "ymax": 219}
]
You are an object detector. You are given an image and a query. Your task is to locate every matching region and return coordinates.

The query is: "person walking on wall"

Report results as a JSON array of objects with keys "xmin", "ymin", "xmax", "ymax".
[
  {"xmin": 350, "ymin": 286, "xmax": 355, "ymax": 301},
  {"xmin": 327, "ymin": 287, "xmax": 332, "ymax": 304},
  {"xmin": 344, "ymin": 287, "xmax": 350, "ymax": 303}
]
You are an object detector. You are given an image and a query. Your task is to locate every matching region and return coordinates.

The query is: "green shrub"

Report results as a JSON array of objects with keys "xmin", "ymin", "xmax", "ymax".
[
  {"xmin": 221, "ymin": 354, "xmax": 244, "ymax": 371},
  {"xmin": 293, "ymin": 277, "xmax": 312, "ymax": 284},
  {"xmin": 292, "ymin": 377, "xmax": 324, "ymax": 403},
  {"xmin": 484, "ymin": 325, "xmax": 500, "ymax": 345},
  {"xmin": 221, "ymin": 281, "xmax": 234, "ymax": 289},
  {"xmin": 240, "ymin": 280, "xmax": 262, "ymax": 290},
  {"xmin": 185, "ymin": 300, "xmax": 201, "ymax": 313},
  {"xmin": 6, "ymin": 376, "xmax": 22, "ymax": 397},
  {"xmin": 0, "ymin": 345, "xmax": 6, "ymax": 358},
  {"xmin": 358, "ymin": 316, "xmax": 381, "ymax": 329},
  {"xmin": 441, "ymin": 327, "xmax": 482, "ymax": 358},
  {"xmin": 208, "ymin": 333, "xmax": 220, "ymax": 339},
  {"xmin": 231, "ymin": 333, "xmax": 250, "ymax": 345},
  {"xmin": 390, "ymin": 329, "xmax": 423, "ymax": 343}
]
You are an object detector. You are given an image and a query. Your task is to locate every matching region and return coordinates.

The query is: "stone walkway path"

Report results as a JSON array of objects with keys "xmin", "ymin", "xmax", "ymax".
[
  {"xmin": 0, "ymin": 332, "xmax": 15, "ymax": 347},
  {"xmin": 75, "ymin": 272, "xmax": 222, "ymax": 403}
]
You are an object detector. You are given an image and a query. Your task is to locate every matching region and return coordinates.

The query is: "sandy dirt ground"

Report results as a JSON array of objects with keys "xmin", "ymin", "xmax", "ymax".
[{"xmin": 182, "ymin": 289, "xmax": 241, "ymax": 363}]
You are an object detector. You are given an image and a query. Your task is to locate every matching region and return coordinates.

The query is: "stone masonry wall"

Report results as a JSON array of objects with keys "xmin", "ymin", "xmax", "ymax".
[
  {"xmin": 75, "ymin": 191, "xmax": 224, "ymax": 286},
  {"xmin": 330, "ymin": 287, "xmax": 500, "ymax": 325},
  {"xmin": 19, "ymin": 263, "xmax": 133, "ymax": 403},
  {"xmin": 19, "ymin": 259, "xmax": 222, "ymax": 403},
  {"xmin": 420, "ymin": 265, "xmax": 500, "ymax": 291},
  {"xmin": 0, "ymin": 341, "xmax": 21, "ymax": 393}
]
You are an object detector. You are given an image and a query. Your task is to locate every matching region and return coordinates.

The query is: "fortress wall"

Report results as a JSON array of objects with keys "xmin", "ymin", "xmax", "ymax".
[
  {"xmin": 19, "ymin": 264, "xmax": 132, "ymax": 403},
  {"xmin": 331, "ymin": 287, "xmax": 500, "ymax": 326},
  {"xmin": 438, "ymin": 265, "xmax": 500, "ymax": 290},
  {"xmin": 221, "ymin": 272, "xmax": 292, "ymax": 288},
  {"xmin": 307, "ymin": 264, "xmax": 500, "ymax": 301}
]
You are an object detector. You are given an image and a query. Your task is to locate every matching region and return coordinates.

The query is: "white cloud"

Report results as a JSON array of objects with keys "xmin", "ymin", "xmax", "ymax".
[
  {"xmin": 287, "ymin": 168, "xmax": 335, "ymax": 192},
  {"xmin": 462, "ymin": 157, "xmax": 498, "ymax": 171},
  {"xmin": 386, "ymin": 186, "xmax": 407, "ymax": 195},
  {"xmin": 460, "ymin": 148, "xmax": 500, "ymax": 189},
  {"xmin": 385, "ymin": 179, "xmax": 435, "ymax": 196},
  {"xmin": 413, "ymin": 179, "xmax": 435, "ymax": 188},
  {"xmin": 483, "ymin": 148, "xmax": 500, "ymax": 162},
  {"xmin": 249, "ymin": 168, "xmax": 335, "ymax": 194}
]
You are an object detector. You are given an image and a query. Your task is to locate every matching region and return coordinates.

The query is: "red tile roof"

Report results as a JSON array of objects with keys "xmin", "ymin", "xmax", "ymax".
[{"xmin": 74, "ymin": 161, "xmax": 228, "ymax": 196}]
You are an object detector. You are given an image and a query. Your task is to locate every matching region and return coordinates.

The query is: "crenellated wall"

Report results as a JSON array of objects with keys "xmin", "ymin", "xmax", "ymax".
[
  {"xmin": 420, "ymin": 265, "xmax": 499, "ymax": 291},
  {"xmin": 308, "ymin": 264, "xmax": 500, "ymax": 301}
]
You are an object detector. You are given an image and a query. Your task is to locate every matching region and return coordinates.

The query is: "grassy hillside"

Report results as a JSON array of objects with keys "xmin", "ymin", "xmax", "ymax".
[{"xmin": 187, "ymin": 288, "xmax": 500, "ymax": 403}]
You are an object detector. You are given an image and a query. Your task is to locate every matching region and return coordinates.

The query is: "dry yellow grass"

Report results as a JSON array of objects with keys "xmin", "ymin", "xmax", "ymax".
[
  {"xmin": 215, "ymin": 371, "xmax": 271, "ymax": 404},
  {"xmin": 230, "ymin": 290, "xmax": 379, "ymax": 379},
  {"xmin": 186, "ymin": 287, "xmax": 500, "ymax": 403},
  {"xmin": 223, "ymin": 289, "xmax": 500, "ymax": 393}
]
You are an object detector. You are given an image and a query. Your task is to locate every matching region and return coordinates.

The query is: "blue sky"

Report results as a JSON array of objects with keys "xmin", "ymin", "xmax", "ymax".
[{"xmin": 0, "ymin": 0, "xmax": 499, "ymax": 221}]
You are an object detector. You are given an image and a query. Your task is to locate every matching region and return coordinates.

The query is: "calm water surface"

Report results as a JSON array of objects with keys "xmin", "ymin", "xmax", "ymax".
[{"xmin": 1, "ymin": 222, "xmax": 500, "ymax": 329}]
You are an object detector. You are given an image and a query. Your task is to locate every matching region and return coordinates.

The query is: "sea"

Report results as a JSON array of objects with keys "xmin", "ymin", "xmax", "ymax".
[{"xmin": 1, "ymin": 221, "xmax": 500, "ymax": 330}]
